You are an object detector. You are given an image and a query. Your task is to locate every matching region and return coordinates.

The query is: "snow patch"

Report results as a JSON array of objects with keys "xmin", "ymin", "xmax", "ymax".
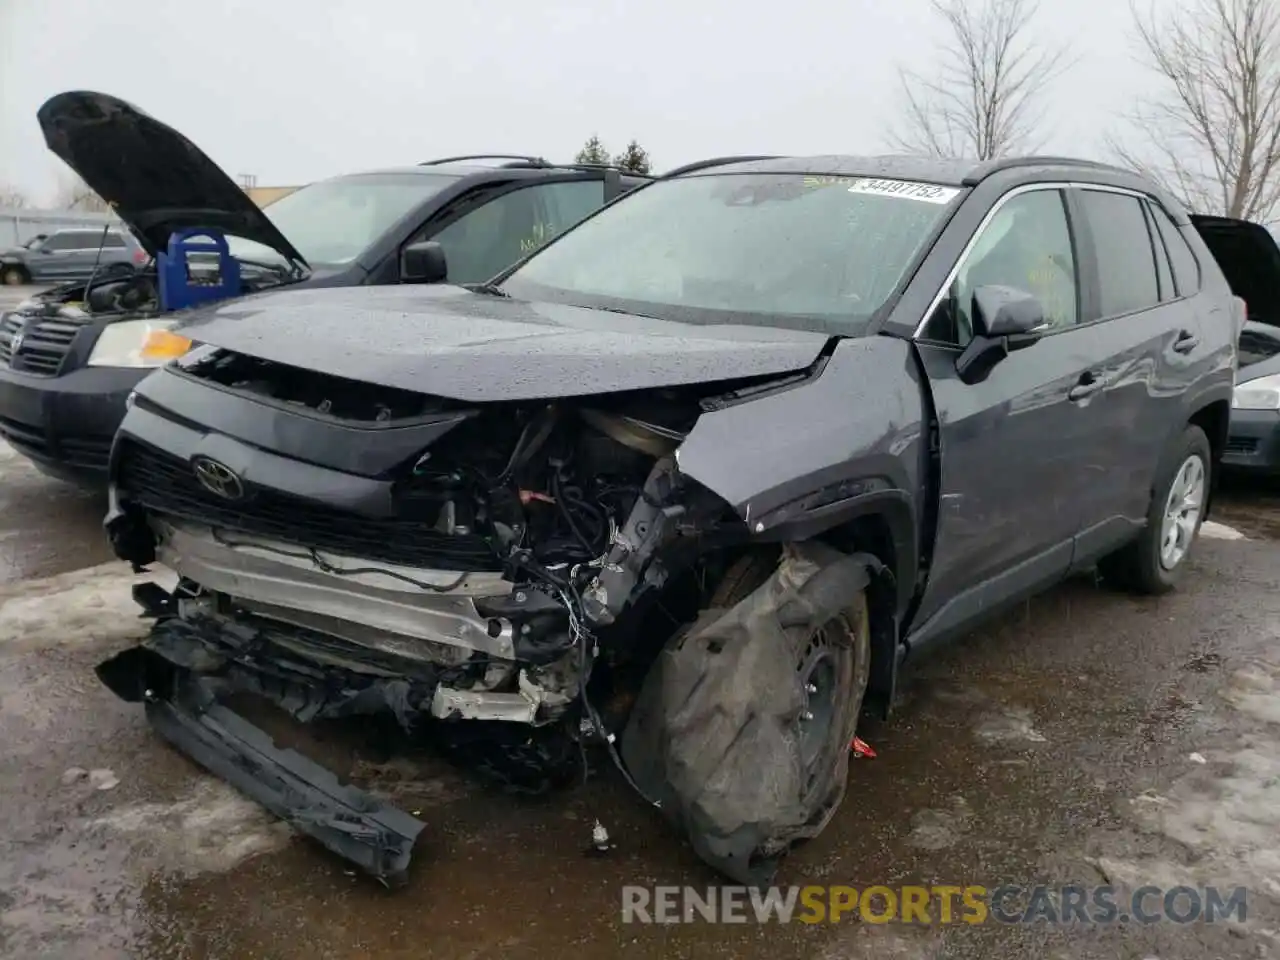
[
  {"xmin": 1200, "ymin": 520, "xmax": 1246, "ymax": 541},
  {"xmin": 1226, "ymin": 662, "xmax": 1280, "ymax": 726},
  {"xmin": 88, "ymin": 778, "xmax": 292, "ymax": 878},
  {"xmin": 0, "ymin": 561, "xmax": 175, "ymax": 653},
  {"xmin": 1115, "ymin": 655, "xmax": 1280, "ymax": 907},
  {"xmin": 974, "ymin": 705, "xmax": 1048, "ymax": 744}
]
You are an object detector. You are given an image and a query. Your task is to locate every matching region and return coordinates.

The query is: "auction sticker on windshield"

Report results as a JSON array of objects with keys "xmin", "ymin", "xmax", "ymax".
[{"xmin": 846, "ymin": 178, "xmax": 960, "ymax": 204}]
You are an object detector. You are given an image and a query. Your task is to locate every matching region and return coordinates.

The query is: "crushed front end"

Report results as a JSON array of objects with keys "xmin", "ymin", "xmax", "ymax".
[{"xmin": 98, "ymin": 345, "xmax": 748, "ymax": 883}]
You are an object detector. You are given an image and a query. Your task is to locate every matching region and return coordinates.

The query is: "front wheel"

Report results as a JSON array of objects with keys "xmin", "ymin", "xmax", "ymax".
[{"xmin": 1099, "ymin": 424, "xmax": 1211, "ymax": 594}]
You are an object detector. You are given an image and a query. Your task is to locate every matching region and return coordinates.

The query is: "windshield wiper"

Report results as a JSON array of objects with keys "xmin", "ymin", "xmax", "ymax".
[
  {"xmin": 464, "ymin": 282, "xmax": 509, "ymax": 297},
  {"xmin": 235, "ymin": 257, "xmax": 309, "ymax": 282}
]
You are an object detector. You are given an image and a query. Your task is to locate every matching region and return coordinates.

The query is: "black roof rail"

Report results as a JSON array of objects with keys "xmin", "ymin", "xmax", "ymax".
[
  {"xmin": 962, "ymin": 155, "xmax": 1130, "ymax": 185},
  {"xmin": 556, "ymin": 161, "xmax": 655, "ymax": 179},
  {"xmin": 419, "ymin": 154, "xmax": 551, "ymax": 168},
  {"xmin": 661, "ymin": 155, "xmax": 785, "ymax": 178}
]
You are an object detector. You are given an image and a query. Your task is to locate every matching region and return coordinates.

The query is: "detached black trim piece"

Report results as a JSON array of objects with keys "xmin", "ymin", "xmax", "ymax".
[{"xmin": 100, "ymin": 646, "xmax": 425, "ymax": 887}]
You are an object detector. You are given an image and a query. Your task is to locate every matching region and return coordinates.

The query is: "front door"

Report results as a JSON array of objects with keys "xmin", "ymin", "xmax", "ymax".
[{"xmin": 909, "ymin": 186, "xmax": 1101, "ymax": 647}]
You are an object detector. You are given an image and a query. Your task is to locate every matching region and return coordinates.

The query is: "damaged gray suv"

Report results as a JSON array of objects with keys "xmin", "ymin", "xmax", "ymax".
[{"xmin": 97, "ymin": 154, "xmax": 1258, "ymax": 888}]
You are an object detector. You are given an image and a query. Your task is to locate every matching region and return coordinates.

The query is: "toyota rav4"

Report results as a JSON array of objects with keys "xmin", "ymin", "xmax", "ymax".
[{"xmin": 96, "ymin": 155, "xmax": 1271, "ymax": 888}]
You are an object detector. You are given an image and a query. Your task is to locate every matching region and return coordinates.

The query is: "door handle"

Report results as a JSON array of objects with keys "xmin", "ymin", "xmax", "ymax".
[
  {"xmin": 1068, "ymin": 372, "xmax": 1104, "ymax": 401},
  {"xmin": 1172, "ymin": 330, "xmax": 1199, "ymax": 354}
]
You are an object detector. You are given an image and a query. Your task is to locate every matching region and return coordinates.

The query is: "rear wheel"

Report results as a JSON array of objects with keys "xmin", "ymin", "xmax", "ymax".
[
  {"xmin": 1099, "ymin": 424, "xmax": 1210, "ymax": 594},
  {"xmin": 1, "ymin": 265, "xmax": 29, "ymax": 286}
]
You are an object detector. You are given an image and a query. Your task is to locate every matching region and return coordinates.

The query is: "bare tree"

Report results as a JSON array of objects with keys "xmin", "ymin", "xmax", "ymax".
[
  {"xmin": 1109, "ymin": 0, "xmax": 1280, "ymax": 223},
  {"xmin": 51, "ymin": 172, "xmax": 111, "ymax": 213},
  {"xmin": 0, "ymin": 185, "xmax": 31, "ymax": 209},
  {"xmin": 889, "ymin": 0, "xmax": 1071, "ymax": 161}
]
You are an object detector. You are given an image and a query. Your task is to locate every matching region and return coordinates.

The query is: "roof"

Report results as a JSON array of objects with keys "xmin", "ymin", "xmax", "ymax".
[
  {"xmin": 322, "ymin": 163, "xmax": 651, "ymax": 182},
  {"xmin": 671, "ymin": 153, "xmax": 1143, "ymax": 188}
]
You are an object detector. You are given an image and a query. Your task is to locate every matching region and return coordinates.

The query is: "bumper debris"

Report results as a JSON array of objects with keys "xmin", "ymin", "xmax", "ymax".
[{"xmin": 96, "ymin": 620, "xmax": 427, "ymax": 887}]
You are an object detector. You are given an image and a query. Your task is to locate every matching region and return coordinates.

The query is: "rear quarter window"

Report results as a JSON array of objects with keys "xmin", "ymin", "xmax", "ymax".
[{"xmin": 1148, "ymin": 204, "xmax": 1201, "ymax": 297}]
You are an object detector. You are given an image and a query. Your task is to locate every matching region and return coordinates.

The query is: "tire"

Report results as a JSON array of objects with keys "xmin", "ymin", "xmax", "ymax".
[
  {"xmin": 712, "ymin": 548, "xmax": 872, "ymax": 830},
  {"xmin": 1099, "ymin": 424, "xmax": 1211, "ymax": 594},
  {"xmin": 1, "ymin": 265, "xmax": 29, "ymax": 286}
]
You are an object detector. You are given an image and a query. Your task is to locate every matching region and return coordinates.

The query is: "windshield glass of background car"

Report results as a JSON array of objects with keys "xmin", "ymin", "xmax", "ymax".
[
  {"xmin": 500, "ymin": 173, "xmax": 959, "ymax": 330},
  {"xmin": 225, "ymin": 173, "xmax": 460, "ymax": 265}
]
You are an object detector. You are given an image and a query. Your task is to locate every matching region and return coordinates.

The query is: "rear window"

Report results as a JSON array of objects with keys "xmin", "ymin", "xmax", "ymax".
[
  {"xmin": 1149, "ymin": 204, "xmax": 1200, "ymax": 296},
  {"xmin": 502, "ymin": 172, "xmax": 961, "ymax": 334}
]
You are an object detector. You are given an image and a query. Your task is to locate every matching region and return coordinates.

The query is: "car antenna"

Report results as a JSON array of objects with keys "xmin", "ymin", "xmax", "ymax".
[{"xmin": 83, "ymin": 223, "xmax": 112, "ymax": 315}]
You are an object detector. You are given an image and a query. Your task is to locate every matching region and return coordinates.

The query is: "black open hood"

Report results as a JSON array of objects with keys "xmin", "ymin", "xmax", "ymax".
[
  {"xmin": 37, "ymin": 91, "xmax": 307, "ymax": 268},
  {"xmin": 1191, "ymin": 214, "xmax": 1280, "ymax": 327},
  {"xmin": 172, "ymin": 285, "xmax": 830, "ymax": 402}
]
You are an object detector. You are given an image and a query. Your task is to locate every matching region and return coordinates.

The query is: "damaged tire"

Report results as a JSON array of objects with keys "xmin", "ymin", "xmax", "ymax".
[{"xmin": 622, "ymin": 543, "xmax": 872, "ymax": 886}]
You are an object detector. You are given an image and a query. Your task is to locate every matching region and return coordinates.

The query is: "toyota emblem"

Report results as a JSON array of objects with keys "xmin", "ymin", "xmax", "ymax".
[{"xmin": 191, "ymin": 456, "xmax": 245, "ymax": 500}]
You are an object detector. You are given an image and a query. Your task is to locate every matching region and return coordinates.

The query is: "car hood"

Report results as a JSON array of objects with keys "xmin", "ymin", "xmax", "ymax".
[
  {"xmin": 1191, "ymin": 214, "xmax": 1280, "ymax": 327},
  {"xmin": 37, "ymin": 90, "xmax": 307, "ymax": 268},
  {"xmin": 172, "ymin": 285, "xmax": 831, "ymax": 402}
]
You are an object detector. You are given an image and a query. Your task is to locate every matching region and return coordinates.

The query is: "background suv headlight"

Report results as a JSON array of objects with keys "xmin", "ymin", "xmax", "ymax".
[
  {"xmin": 1232, "ymin": 372, "xmax": 1280, "ymax": 410},
  {"xmin": 87, "ymin": 320, "xmax": 194, "ymax": 368}
]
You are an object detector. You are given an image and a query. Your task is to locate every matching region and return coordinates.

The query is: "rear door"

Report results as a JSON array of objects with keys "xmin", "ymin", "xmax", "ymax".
[
  {"xmin": 1066, "ymin": 187, "xmax": 1212, "ymax": 565},
  {"xmin": 911, "ymin": 185, "xmax": 1099, "ymax": 641}
]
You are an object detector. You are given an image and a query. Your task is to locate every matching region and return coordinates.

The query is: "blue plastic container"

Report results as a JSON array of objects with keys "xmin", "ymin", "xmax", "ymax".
[{"xmin": 157, "ymin": 228, "xmax": 243, "ymax": 311}]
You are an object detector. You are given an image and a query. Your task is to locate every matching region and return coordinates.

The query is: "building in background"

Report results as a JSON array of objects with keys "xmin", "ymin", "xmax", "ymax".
[
  {"xmin": 244, "ymin": 185, "xmax": 300, "ymax": 207},
  {"xmin": 0, "ymin": 207, "xmax": 119, "ymax": 248},
  {"xmin": 1, "ymin": 180, "xmax": 305, "ymax": 247}
]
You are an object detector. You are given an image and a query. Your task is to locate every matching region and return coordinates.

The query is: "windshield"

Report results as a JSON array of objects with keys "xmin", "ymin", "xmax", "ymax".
[
  {"xmin": 226, "ymin": 172, "xmax": 459, "ymax": 266},
  {"xmin": 501, "ymin": 172, "xmax": 960, "ymax": 332}
]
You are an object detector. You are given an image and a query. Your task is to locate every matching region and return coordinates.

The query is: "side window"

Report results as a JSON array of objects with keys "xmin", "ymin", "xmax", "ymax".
[
  {"xmin": 933, "ymin": 189, "xmax": 1078, "ymax": 345},
  {"xmin": 538, "ymin": 180, "xmax": 606, "ymax": 240},
  {"xmin": 429, "ymin": 186, "xmax": 545, "ymax": 285},
  {"xmin": 426, "ymin": 181, "xmax": 604, "ymax": 286},
  {"xmin": 101, "ymin": 233, "xmax": 127, "ymax": 249},
  {"xmin": 1143, "ymin": 203, "xmax": 1176, "ymax": 301},
  {"xmin": 1077, "ymin": 190, "xmax": 1160, "ymax": 317},
  {"xmin": 1149, "ymin": 204, "xmax": 1201, "ymax": 297},
  {"xmin": 40, "ymin": 233, "xmax": 73, "ymax": 251}
]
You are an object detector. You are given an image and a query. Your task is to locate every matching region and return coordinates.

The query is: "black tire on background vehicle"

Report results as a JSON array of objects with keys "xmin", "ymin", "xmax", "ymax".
[
  {"xmin": 1, "ymin": 265, "xmax": 29, "ymax": 286},
  {"xmin": 1098, "ymin": 424, "xmax": 1212, "ymax": 595},
  {"xmin": 711, "ymin": 548, "xmax": 872, "ymax": 834}
]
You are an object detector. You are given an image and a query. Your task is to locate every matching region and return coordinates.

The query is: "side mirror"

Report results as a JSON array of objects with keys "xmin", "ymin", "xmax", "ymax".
[
  {"xmin": 400, "ymin": 241, "xmax": 448, "ymax": 284},
  {"xmin": 972, "ymin": 285, "xmax": 1046, "ymax": 338},
  {"xmin": 955, "ymin": 285, "xmax": 1048, "ymax": 385}
]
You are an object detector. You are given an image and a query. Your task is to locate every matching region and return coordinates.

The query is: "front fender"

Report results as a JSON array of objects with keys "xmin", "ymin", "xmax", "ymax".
[{"xmin": 676, "ymin": 335, "xmax": 926, "ymax": 608}]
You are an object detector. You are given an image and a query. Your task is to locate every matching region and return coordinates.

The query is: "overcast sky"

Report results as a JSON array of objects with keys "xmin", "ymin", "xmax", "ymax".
[{"xmin": 1, "ymin": 0, "xmax": 1156, "ymax": 204}]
